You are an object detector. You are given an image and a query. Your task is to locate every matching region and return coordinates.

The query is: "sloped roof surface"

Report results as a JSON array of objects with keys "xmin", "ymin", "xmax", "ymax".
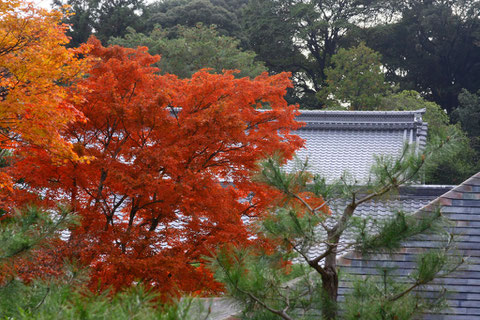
[
  {"xmin": 338, "ymin": 172, "xmax": 480, "ymax": 319},
  {"xmin": 290, "ymin": 109, "xmax": 428, "ymax": 182}
]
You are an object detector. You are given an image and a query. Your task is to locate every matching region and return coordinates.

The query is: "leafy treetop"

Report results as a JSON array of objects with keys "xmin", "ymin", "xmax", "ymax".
[{"xmin": 318, "ymin": 43, "xmax": 390, "ymax": 110}]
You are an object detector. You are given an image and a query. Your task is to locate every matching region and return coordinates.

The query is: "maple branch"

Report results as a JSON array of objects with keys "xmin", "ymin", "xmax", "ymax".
[
  {"xmin": 110, "ymin": 195, "xmax": 128, "ymax": 216},
  {"xmin": 94, "ymin": 168, "xmax": 108, "ymax": 207},
  {"xmin": 168, "ymin": 105, "xmax": 179, "ymax": 125},
  {"xmin": 136, "ymin": 197, "xmax": 164, "ymax": 212},
  {"xmin": 125, "ymin": 81, "xmax": 137, "ymax": 103},
  {"xmin": 245, "ymin": 114, "xmax": 280, "ymax": 130}
]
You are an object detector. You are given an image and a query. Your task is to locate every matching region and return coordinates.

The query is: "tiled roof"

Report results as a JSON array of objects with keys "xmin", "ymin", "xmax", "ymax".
[
  {"xmin": 289, "ymin": 109, "xmax": 428, "ymax": 182},
  {"xmin": 338, "ymin": 172, "xmax": 480, "ymax": 319}
]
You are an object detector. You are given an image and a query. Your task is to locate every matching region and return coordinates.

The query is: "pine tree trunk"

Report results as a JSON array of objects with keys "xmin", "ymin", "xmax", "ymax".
[
  {"xmin": 321, "ymin": 253, "xmax": 339, "ymax": 319},
  {"xmin": 318, "ymin": 203, "xmax": 356, "ymax": 319}
]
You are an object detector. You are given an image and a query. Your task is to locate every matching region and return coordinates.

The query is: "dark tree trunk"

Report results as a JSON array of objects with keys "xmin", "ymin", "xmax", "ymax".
[{"xmin": 321, "ymin": 252, "xmax": 339, "ymax": 320}]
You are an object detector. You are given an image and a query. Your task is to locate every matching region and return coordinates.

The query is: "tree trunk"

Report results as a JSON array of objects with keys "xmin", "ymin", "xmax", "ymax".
[
  {"xmin": 317, "ymin": 203, "xmax": 356, "ymax": 318},
  {"xmin": 321, "ymin": 252, "xmax": 339, "ymax": 320}
]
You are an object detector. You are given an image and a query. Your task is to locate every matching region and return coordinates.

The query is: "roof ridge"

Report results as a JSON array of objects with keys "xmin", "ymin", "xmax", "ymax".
[{"xmin": 297, "ymin": 108, "xmax": 426, "ymax": 115}]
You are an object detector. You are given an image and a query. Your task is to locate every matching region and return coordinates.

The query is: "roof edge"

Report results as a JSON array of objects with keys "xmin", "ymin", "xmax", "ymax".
[{"xmin": 420, "ymin": 172, "xmax": 480, "ymax": 212}]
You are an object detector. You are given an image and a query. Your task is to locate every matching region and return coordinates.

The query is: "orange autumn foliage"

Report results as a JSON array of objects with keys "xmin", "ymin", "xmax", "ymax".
[
  {"xmin": 9, "ymin": 38, "xmax": 304, "ymax": 294},
  {"xmin": 0, "ymin": 0, "xmax": 90, "ymax": 175}
]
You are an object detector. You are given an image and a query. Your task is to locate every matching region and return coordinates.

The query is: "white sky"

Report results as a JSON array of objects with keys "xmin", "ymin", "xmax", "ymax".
[
  {"xmin": 34, "ymin": 0, "xmax": 51, "ymax": 9},
  {"xmin": 34, "ymin": 0, "xmax": 156, "ymax": 9}
]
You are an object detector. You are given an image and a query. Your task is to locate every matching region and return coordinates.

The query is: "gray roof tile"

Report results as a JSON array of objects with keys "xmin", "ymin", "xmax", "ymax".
[
  {"xmin": 338, "ymin": 172, "xmax": 480, "ymax": 318},
  {"xmin": 288, "ymin": 109, "xmax": 428, "ymax": 182}
]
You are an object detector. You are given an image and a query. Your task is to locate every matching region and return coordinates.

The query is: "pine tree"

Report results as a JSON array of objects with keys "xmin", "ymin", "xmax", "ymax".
[{"xmin": 209, "ymin": 140, "xmax": 464, "ymax": 319}]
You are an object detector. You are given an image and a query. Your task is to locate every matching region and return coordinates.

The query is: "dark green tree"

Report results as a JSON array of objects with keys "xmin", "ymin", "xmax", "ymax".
[
  {"xmin": 456, "ymin": 89, "xmax": 480, "ymax": 152},
  {"xmin": 381, "ymin": 90, "xmax": 479, "ymax": 184},
  {"xmin": 144, "ymin": 0, "xmax": 248, "ymax": 38},
  {"xmin": 52, "ymin": 0, "xmax": 95, "ymax": 47},
  {"xmin": 109, "ymin": 24, "xmax": 266, "ymax": 78},
  {"xmin": 53, "ymin": 0, "xmax": 147, "ymax": 45},
  {"xmin": 362, "ymin": 0, "xmax": 480, "ymax": 113}
]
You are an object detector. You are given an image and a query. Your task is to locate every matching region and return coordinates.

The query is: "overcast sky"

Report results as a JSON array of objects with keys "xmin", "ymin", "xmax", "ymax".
[
  {"xmin": 34, "ymin": 0, "xmax": 51, "ymax": 9},
  {"xmin": 34, "ymin": 0, "xmax": 156, "ymax": 9}
]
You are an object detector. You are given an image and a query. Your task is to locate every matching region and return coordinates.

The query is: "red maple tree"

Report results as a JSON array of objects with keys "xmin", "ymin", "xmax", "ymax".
[{"xmin": 9, "ymin": 38, "xmax": 303, "ymax": 294}]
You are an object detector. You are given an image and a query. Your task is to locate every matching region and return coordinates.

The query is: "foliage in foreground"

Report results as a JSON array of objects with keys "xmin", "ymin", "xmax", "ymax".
[
  {"xmin": 343, "ymin": 261, "xmax": 449, "ymax": 320},
  {"xmin": 0, "ymin": 206, "xmax": 196, "ymax": 320},
  {"xmin": 0, "ymin": 206, "xmax": 75, "ymax": 283},
  {"xmin": 0, "ymin": 280, "xmax": 194, "ymax": 320},
  {"xmin": 210, "ymin": 140, "xmax": 464, "ymax": 320}
]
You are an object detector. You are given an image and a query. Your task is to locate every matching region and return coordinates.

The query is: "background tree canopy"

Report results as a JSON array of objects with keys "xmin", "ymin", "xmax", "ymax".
[
  {"xmin": 59, "ymin": 0, "xmax": 480, "ymax": 114},
  {"xmin": 143, "ymin": 0, "xmax": 248, "ymax": 38},
  {"xmin": 240, "ymin": 0, "xmax": 391, "ymax": 108},
  {"xmin": 362, "ymin": 0, "xmax": 480, "ymax": 114},
  {"xmin": 54, "ymin": 0, "xmax": 148, "ymax": 46},
  {"xmin": 318, "ymin": 43, "xmax": 390, "ymax": 110},
  {"xmin": 381, "ymin": 91, "xmax": 479, "ymax": 184},
  {"xmin": 109, "ymin": 24, "xmax": 265, "ymax": 78},
  {"xmin": 455, "ymin": 89, "xmax": 480, "ymax": 153}
]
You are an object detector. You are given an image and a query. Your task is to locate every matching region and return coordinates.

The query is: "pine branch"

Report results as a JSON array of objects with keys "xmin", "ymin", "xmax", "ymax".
[
  {"xmin": 0, "ymin": 207, "xmax": 71, "ymax": 262},
  {"xmin": 214, "ymin": 255, "xmax": 293, "ymax": 320},
  {"xmin": 284, "ymin": 236, "xmax": 329, "ymax": 278}
]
